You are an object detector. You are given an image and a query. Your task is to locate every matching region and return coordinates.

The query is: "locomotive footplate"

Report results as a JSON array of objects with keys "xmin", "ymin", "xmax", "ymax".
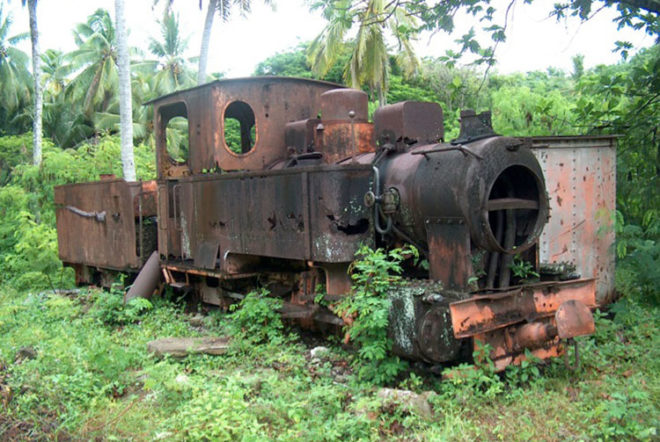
[{"xmin": 449, "ymin": 279, "xmax": 596, "ymax": 371}]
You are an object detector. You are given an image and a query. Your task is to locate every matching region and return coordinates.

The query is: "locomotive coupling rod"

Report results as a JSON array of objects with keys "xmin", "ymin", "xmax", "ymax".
[
  {"xmin": 411, "ymin": 144, "xmax": 484, "ymax": 160},
  {"xmin": 64, "ymin": 205, "xmax": 106, "ymax": 223}
]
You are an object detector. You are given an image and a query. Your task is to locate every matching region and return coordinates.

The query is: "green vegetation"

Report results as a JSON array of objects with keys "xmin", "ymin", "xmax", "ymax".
[
  {"xmin": 229, "ymin": 289, "xmax": 284, "ymax": 345},
  {"xmin": 0, "ymin": 284, "xmax": 657, "ymax": 439},
  {"xmin": 0, "ymin": 1, "xmax": 657, "ymax": 439},
  {"xmin": 335, "ymin": 246, "xmax": 414, "ymax": 383}
]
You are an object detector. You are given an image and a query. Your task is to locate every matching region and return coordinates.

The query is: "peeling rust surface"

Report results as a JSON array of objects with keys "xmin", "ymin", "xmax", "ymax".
[
  {"xmin": 530, "ymin": 136, "xmax": 617, "ymax": 305},
  {"xmin": 475, "ymin": 327, "xmax": 564, "ymax": 372},
  {"xmin": 555, "ymin": 299, "xmax": 595, "ymax": 339},
  {"xmin": 55, "ymin": 179, "xmax": 157, "ymax": 275},
  {"xmin": 449, "ymin": 279, "xmax": 596, "ymax": 338},
  {"xmin": 451, "ymin": 279, "xmax": 597, "ymax": 371}
]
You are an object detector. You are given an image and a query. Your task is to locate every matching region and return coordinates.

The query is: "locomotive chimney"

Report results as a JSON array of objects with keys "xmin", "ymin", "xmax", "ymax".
[{"xmin": 453, "ymin": 109, "xmax": 497, "ymax": 144}]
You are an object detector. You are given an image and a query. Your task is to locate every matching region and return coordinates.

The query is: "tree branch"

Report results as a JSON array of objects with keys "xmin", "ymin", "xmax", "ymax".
[{"xmin": 618, "ymin": 0, "xmax": 660, "ymax": 15}]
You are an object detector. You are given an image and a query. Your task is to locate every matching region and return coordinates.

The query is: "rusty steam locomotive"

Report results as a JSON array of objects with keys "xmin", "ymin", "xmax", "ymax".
[{"xmin": 55, "ymin": 77, "xmax": 613, "ymax": 370}]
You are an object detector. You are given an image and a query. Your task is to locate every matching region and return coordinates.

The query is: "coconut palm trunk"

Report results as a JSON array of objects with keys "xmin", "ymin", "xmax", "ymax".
[
  {"xmin": 26, "ymin": 0, "xmax": 42, "ymax": 166},
  {"xmin": 198, "ymin": 0, "xmax": 217, "ymax": 85},
  {"xmin": 115, "ymin": 0, "xmax": 136, "ymax": 181}
]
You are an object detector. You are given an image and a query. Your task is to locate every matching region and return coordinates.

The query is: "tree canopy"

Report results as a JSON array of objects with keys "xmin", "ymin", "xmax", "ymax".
[{"xmin": 308, "ymin": 0, "xmax": 659, "ymax": 103}]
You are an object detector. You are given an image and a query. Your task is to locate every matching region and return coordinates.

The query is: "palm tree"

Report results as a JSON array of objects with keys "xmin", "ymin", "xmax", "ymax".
[
  {"xmin": 128, "ymin": 71, "xmax": 155, "ymax": 142},
  {"xmin": 22, "ymin": 0, "xmax": 42, "ymax": 166},
  {"xmin": 66, "ymin": 9, "xmax": 119, "ymax": 117},
  {"xmin": 62, "ymin": 8, "xmax": 136, "ymax": 179},
  {"xmin": 94, "ymin": 10, "xmax": 195, "ymax": 148},
  {"xmin": 200, "ymin": 0, "xmax": 277, "ymax": 84},
  {"xmin": 308, "ymin": 0, "xmax": 419, "ymax": 106},
  {"xmin": 115, "ymin": 0, "xmax": 136, "ymax": 181},
  {"xmin": 41, "ymin": 49, "xmax": 71, "ymax": 96},
  {"xmin": 155, "ymin": 0, "xmax": 271, "ymax": 85},
  {"xmin": 41, "ymin": 49, "xmax": 90, "ymax": 147},
  {"xmin": 147, "ymin": 10, "xmax": 196, "ymax": 95},
  {"xmin": 0, "ymin": 6, "xmax": 31, "ymax": 131},
  {"xmin": 39, "ymin": 49, "xmax": 101, "ymax": 148}
]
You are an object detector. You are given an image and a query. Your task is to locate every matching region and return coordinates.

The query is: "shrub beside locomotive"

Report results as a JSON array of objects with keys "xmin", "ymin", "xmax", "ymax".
[{"xmin": 55, "ymin": 77, "xmax": 615, "ymax": 370}]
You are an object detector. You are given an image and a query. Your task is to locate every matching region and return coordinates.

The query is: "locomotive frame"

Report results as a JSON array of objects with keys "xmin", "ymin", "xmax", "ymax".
[{"xmin": 54, "ymin": 77, "xmax": 616, "ymax": 371}]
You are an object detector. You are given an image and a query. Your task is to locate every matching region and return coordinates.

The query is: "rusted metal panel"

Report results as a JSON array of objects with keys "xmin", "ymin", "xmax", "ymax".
[
  {"xmin": 55, "ymin": 179, "xmax": 157, "ymax": 271},
  {"xmin": 285, "ymin": 119, "xmax": 320, "ymax": 155},
  {"xmin": 133, "ymin": 180, "xmax": 157, "ymax": 215},
  {"xmin": 213, "ymin": 78, "xmax": 342, "ymax": 170},
  {"xmin": 464, "ymin": 280, "xmax": 597, "ymax": 371},
  {"xmin": 472, "ymin": 295, "xmax": 595, "ymax": 372},
  {"xmin": 425, "ymin": 219, "xmax": 471, "ymax": 290},
  {"xmin": 531, "ymin": 136, "xmax": 617, "ymax": 304},
  {"xmin": 157, "ymin": 180, "xmax": 184, "ymax": 260},
  {"xmin": 320, "ymin": 89, "xmax": 368, "ymax": 122},
  {"xmin": 167, "ymin": 164, "xmax": 373, "ymax": 273},
  {"xmin": 308, "ymin": 165, "xmax": 374, "ymax": 262},
  {"xmin": 184, "ymin": 170, "xmax": 309, "ymax": 262},
  {"xmin": 153, "ymin": 89, "xmax": 217, "ymax": 179},
  {"xmin": 474, "ymin": 327, "xmax": 564, "ymax": 372},
  {"xmin": 156, "ymin": 182, "xmax": 170, "ymax": 258},
  {"xmin": 315, "ymin": 121, "xmax": 375, "ymax": 163},
  {"xmin": 373, "ymin": 101, "xmax": 444, "ymax": 147},
  {"xmin": 449, "ymin": 279, "xmax": 596, "ymax": 338},
  {"xmin": 315, "ymin": 89, "xmax": 375, "ymax": 163},
  {"xmin": 555, "ymin": 299, "xmax": 595, "ymax": 339}
]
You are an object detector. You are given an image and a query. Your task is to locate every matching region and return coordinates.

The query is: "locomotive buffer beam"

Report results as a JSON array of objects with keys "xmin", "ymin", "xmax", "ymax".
[{"xmin": 449, "ymin": 279, "xmax": 596, "ymax": 371}]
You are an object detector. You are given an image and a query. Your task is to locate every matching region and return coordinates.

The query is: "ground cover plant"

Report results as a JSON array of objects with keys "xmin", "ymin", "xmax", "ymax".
[{"xmin": 0, "ymin": 281, "xmax": 657, "ymax": 440}]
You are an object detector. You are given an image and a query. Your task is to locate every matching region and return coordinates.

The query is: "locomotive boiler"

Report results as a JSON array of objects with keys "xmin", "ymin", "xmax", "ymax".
[{"xmin": 55, "ymin": 77, "xmax": 605, "ymax": 370}]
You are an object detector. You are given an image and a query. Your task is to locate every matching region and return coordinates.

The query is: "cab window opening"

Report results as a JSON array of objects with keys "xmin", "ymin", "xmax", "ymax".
[
  {"xmin": 224, "ymin": 100, "xmax": 256, "ymax": 155},
  {"xmin": 160, "ymin": 102, "xmax": 189, "ymax": 164}
]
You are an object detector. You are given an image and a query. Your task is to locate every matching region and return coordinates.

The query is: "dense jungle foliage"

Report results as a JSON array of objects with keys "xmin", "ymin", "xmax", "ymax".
[{"xmin": 0, "ymin": 2, "xmax": 658, "ymax": 440}]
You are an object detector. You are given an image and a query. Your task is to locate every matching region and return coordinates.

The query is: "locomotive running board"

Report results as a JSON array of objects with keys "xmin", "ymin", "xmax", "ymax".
[{"xmin": 449, "ymin": 279, "xmax": 596, "ymax": 370}]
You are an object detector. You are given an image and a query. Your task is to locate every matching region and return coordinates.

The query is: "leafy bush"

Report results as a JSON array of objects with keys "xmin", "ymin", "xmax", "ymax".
[
  {"xmin": 438, "ymin": 342, "xmax": 505, "ymax": 401},
  {"xmin": 229, "ymin": 288, "xmax": 284, "ymax": 344},
  {"xmin": 503, "ymin": 350, "xmax": 542, "ymax": 388},
  {"xmin": 615, "ymin": 210, "xmax": 659, "ymax": 304},
  {"xmin": 162, "ymin": 378, "xmax": 262, "ymax": 440},
  {"xmin": 575, "ymin": 46, "xmax": 659, "ymax": 225},
  {"xmin": 91, "ymin": 285, "xmax": 153, "ymax": 326},
  {"xmin": 0, "ymin": 133, "xmax": 32, "ymax": 185},
  {"xmin": 0, "ymin": 290, "xmax": 146, "ymax": 432},
  {"xmin": 334, "ymin": 245, "xmax": 414, "ymax": 383},
  {"xmin": 509, "ymin": 254, "xmax": 540, "ymax": 280},
  {"xmin": 0, "ymin": 183, "xmax": 69, "ymax": 290}
]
